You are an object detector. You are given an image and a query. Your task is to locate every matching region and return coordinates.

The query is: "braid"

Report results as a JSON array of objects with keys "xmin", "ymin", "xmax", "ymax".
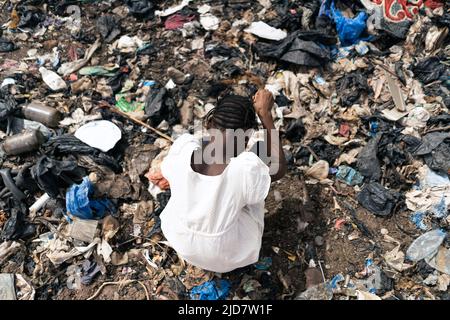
[{"xmin": 204, "ymin": 95, "xmax": 258, "ymax": 131}]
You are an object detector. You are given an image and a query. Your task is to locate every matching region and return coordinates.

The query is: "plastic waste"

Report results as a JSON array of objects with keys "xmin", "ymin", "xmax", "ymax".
[
  {"xmin": 126, "ymin": 0, "xmax": 156, "ymax": 18},
  {"xmin": 74, "ymin": 120, "xmax": 122, "ymax": 153},
  {"xmin": 244, "ymin": 21, "xmax": 287, "ymax": 41},
  {"xmin": 2, "ymin": 130, "xmax": 46, "ymax": 156},
  {"xmin": 115, "ymin": 96, "xmax": 144, "ymax": 113},
  {"xmin": 68, "ymin": 218, "xmax": 98, "ymax": 243},
  {"xmin": 336, "ymin": 70, "xmax": 371, "ymax": 107},
  {"xmin": 406, "ymin": 229, "xmax": 446, "ymax": 262},
  {"xmin": 116, "ymin": 35, "xmax": 145, "ymax": 53},
  {"xmin": 31, "ymin": 155, "xmax": 86, "ymax": 199},
  {"xmin": 356, "ymin": 290, "xmax": 381, "ymax": 300},
  {"xmin": 0, "ymin": 38, "xmax": 18, "ymax": 52},
  {"xmin": 39, "ymin": 67, "xmax": 67, "ymax": 91},
  {"xmin": 336, "ymin": 166, "xmax": 364, "ymax": 186},
  {"xmin": 1, "ymin": 202, "xmax": 35, "ymax": 241},
  {"xmin": 189, "ymin": 279, "xmax": 230, "ymax": 300},
  {"xmin": 200, "ymin": 13, "xmax": 220, "ymax": 31},
  {"xmin": 80, "ymin": 260, "xmax": 102, "ymax": 285},
  {"xmin": 410, "ymin": 212, "xmax": 429, "ymax": 231},
  {"xmin": 426, "ymin": 246, "xmax": 450, "ymax": 275},
  {"xmin": 16, "ymin": 5, "xmax": 45, "ymax": 29},
  {"xmin": 29, "ymin": 193, "xmax": 51, "ymax": 217},
  {"xmin": 22, "ymin": 102, "xmax": 62, "ymax": 128},
  {"xmin": 43, "ymin": 134, "xmax": 121, "ymax": 173},
  {"xmin": 357, "ymin": 182, "xmax": 398, "ymax": 216},
  {"xmin": 79, "ymin": 65, "xmax": 118, "ymax": 77},
  {"xmin": 296, "ymin": 282, "xmax": 333, "ymax": 300},
  {"xmin": 65, "ymin": 5, "xmax": 82, "ymax": 35},
  {"xmin": 412, "ymin": 56, "xmax": 448, "ymax": 84},
  {"xmin": 96, "ymin": 15, "xmax": 121, "ymax": 43},
  {"xmin": 324, "ymin": 1, "xmax": 369, "ymax": 46},
  {"xmin": 413, "ymin": 132, "xmax": 450, "ymax": 156},
  {"xmin": 166, "ymin": 67, "xmax": 187, "ymax": 85},
  {"xmin": 9, "ymin": 117, "xmax": 52, "ymax": 139},
  {"xmin": 0, "ymin": 169, "xmax": 24, "ymax": 201},
  {"xmin": 144, "ymin": 87, "xmax": 179, "ymax": 126},
  {"xmin": 66, "ymin": 177, "xmax": 115, "ymax": 220},
  {"xmin": 357, "ymin": 133, "xmax": 381, "ymax": 181},
  {"xmin": 156, "ymin": 0, "xmax": 192, "ymax": 17},
  {"xmin": 164, "ymin": 14, "xmax": 195, "ymax": 30},
  {"xmin": 306, "ymin": 160, "xmax": 329, "ymax": 180},
  {"xmin": 57, "ymin": 40, "xmax": 101, "ymax": 77},
  {"xmin": 1, "ymin": 78, "xmax": 15, "ymax": 88},
  {"xmin": 383, "ymin": 245, "xmax": 413, "ymax": 272},
  {"xmin": 254, "ymin": 257, "xmax": 272, "ymax": 270},
  {"xmin": 0, "ymin": 274, "xmax": 16, "ymax": 300}
]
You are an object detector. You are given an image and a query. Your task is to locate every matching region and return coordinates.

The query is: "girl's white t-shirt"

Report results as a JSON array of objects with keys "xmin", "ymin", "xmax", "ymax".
[{"xmin": 160, "ymin": 133, "xmax": 271, "ymax": 273}]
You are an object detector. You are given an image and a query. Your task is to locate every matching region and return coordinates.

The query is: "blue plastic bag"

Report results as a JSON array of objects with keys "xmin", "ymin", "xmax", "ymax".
[
  {"xmin": 190, "ymin": 280, "xmax": 231, "ymax": 300},
  {"xmin": 336, "ymin": 166, "xmax": 364, "ymax": 186},
  {"xmin": 320, "ymin": 0, "xmax": 369, "ymax": 46},
  {"xmin": 66, "ymin": 177, "xmax": 115, "ymax": 220},
  {"xmin": 254, "ymin": 257, "xmax": 272, "ymax": 270}
]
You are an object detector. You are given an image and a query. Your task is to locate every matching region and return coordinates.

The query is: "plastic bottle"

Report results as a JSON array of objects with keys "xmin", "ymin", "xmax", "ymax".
[
  {"xmin": 406, "ymin": 229, "xmax": 446, "ymax": 262},
  {"xmin": 22, "ymin": 102, "xmax": 62, "ymax": 127},
  {"xmin": 2, "ymin": 130, "xmax": 45, "ymax": 155},
  {"xmin": 39, "ymin": 67, "xmax": 67, "ymax": 91}
]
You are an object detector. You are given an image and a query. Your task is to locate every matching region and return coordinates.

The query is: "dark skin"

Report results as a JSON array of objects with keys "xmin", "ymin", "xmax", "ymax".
[{"xmin": 191, "ymin": 89, "xmax": 287, "ymax": 182}]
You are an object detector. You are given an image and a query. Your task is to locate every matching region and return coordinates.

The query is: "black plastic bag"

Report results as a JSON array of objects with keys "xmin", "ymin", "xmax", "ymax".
[
  {"xmin": 80, "ymin": 260, "xmax": 102, "ymax": 285},
  {"xmin": 285, "ymin": 119, "xmax": 305, "ymax": 143},
  {"xmin": 1, "ymin": 200, "xmax": 35, "ymax": 241},
  {"xmin": 294, "ymin": 139, "xmax": 340, "ymax": 165},
  {"xmin": 269, "ymin": 3, "xmax": 303, "ymax": 32},
  {"xmin": 0, "ymin": 88, "xmax": 17, "ymax": 122},
  {"xmin": 412, "ymin": 57, "xmax": 448, "ymax": 84},
  {"xmin": 144, "ymin": 87, "xmax": 180, "ymax": 127},
  {"xmin": 154, "ymin": 190, "xmax": 171, "ymax": 216},
  {"xmin": 378, "ymin": 129, "xmax": 407, "ymax": 166},
  {"xmin": 424, "ymin": 140, "xmax": 450, "ymax": 174},
  {"xmin": 31, "ymin": 156, "xmax": 85, "ymax": 198},
  {"xmin": 212, "ymin": 58, "xmax": 244, "ymax": 78},
  {"xmin": 280, "ymin": 39, "xmax": 329, "ymax": 67},
  {"xmin": 0, "ymin": 38, "xmax": 18, "ymax": 52},
  {"xmin": 125, "ymin": 0, "xmax": 155, "ymax": 19},
  {"xmin": 401, "ymin": 135, "xmax": 422, "ymax": 153},
  {"xmin": 428, "ymin": 114, "xmax": 450, "ymax": 126},
  {"xmin": 413, "ymin": 132, "xmax": 450, "ymax": 156},
  {"xmin": 336, "ymin": 70, "xmax": 371, "ymax": 107},
  {"xmin": 17, "ymin": 6, "xmax": 45, "ymax": 28},
  {"xmin": 205, "ymin": 43, "xmax": 241, "ymax": 59},
  {"xmin": 256, "ymin": 30, "xmax": 333, "ymax": 67},
  {"xmin": 43, "ymin": 134, "xmax": 121, "ymax": 172},
  {"xmin": 96, "ymin": 15, "xmax": 121, "ymax": 43},
  {"xmin": 357, "ymin": 182, "xmax": 398, "ymax": 216},
  {"xmin": 357, "ymin": 133, "xmax": 381, "ymax": 181}
]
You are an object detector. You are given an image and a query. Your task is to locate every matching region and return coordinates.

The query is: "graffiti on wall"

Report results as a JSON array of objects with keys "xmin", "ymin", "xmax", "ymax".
[{"xmin": 369, "ymin": 0, "xmax": 443, "ymax": 22}]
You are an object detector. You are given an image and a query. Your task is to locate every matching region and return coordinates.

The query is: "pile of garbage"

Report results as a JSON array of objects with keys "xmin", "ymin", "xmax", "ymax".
[{"xmin": 0, "ymin": 0, "xmax": 449, "ymax": 300}]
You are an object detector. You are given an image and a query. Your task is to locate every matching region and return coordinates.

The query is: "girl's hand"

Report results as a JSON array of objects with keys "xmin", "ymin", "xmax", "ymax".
[{"xmin": 253, "ymin": 89, "xmax": 274, "ymax": 118}]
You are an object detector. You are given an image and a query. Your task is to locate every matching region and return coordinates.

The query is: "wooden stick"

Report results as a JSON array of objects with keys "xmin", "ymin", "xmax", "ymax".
[
  {"xmin": 87, "ymin": 280, "xmax": 150, "ymax": 300},
  {"xmin": 99, "ymin": 101, "xmax": 174, "ymax": 143},
  {"xmin": 425, "ymin": 125, "xmax": 450, "ymax": 134},
  {"xmin": 370, "ymin": 59, "xmax": 400, "ymax": 80}
]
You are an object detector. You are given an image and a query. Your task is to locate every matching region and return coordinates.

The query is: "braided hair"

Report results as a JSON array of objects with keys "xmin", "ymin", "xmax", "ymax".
[{"xmin": 203, "ymin": 95, "xmax": 258, "ymax": 131}]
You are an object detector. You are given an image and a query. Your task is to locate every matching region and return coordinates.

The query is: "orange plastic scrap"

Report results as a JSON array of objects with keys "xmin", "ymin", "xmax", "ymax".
[
  {"xmin": 334, "ymin": 218, "xmax": 346, "ymax": 230},
  {"xmin": 9, "ymin": 9, "xmax": 19, "ymax": 29},
  {"xmin": 146, "ymin": 170, "xmax": 170, "ymax": 190}
]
